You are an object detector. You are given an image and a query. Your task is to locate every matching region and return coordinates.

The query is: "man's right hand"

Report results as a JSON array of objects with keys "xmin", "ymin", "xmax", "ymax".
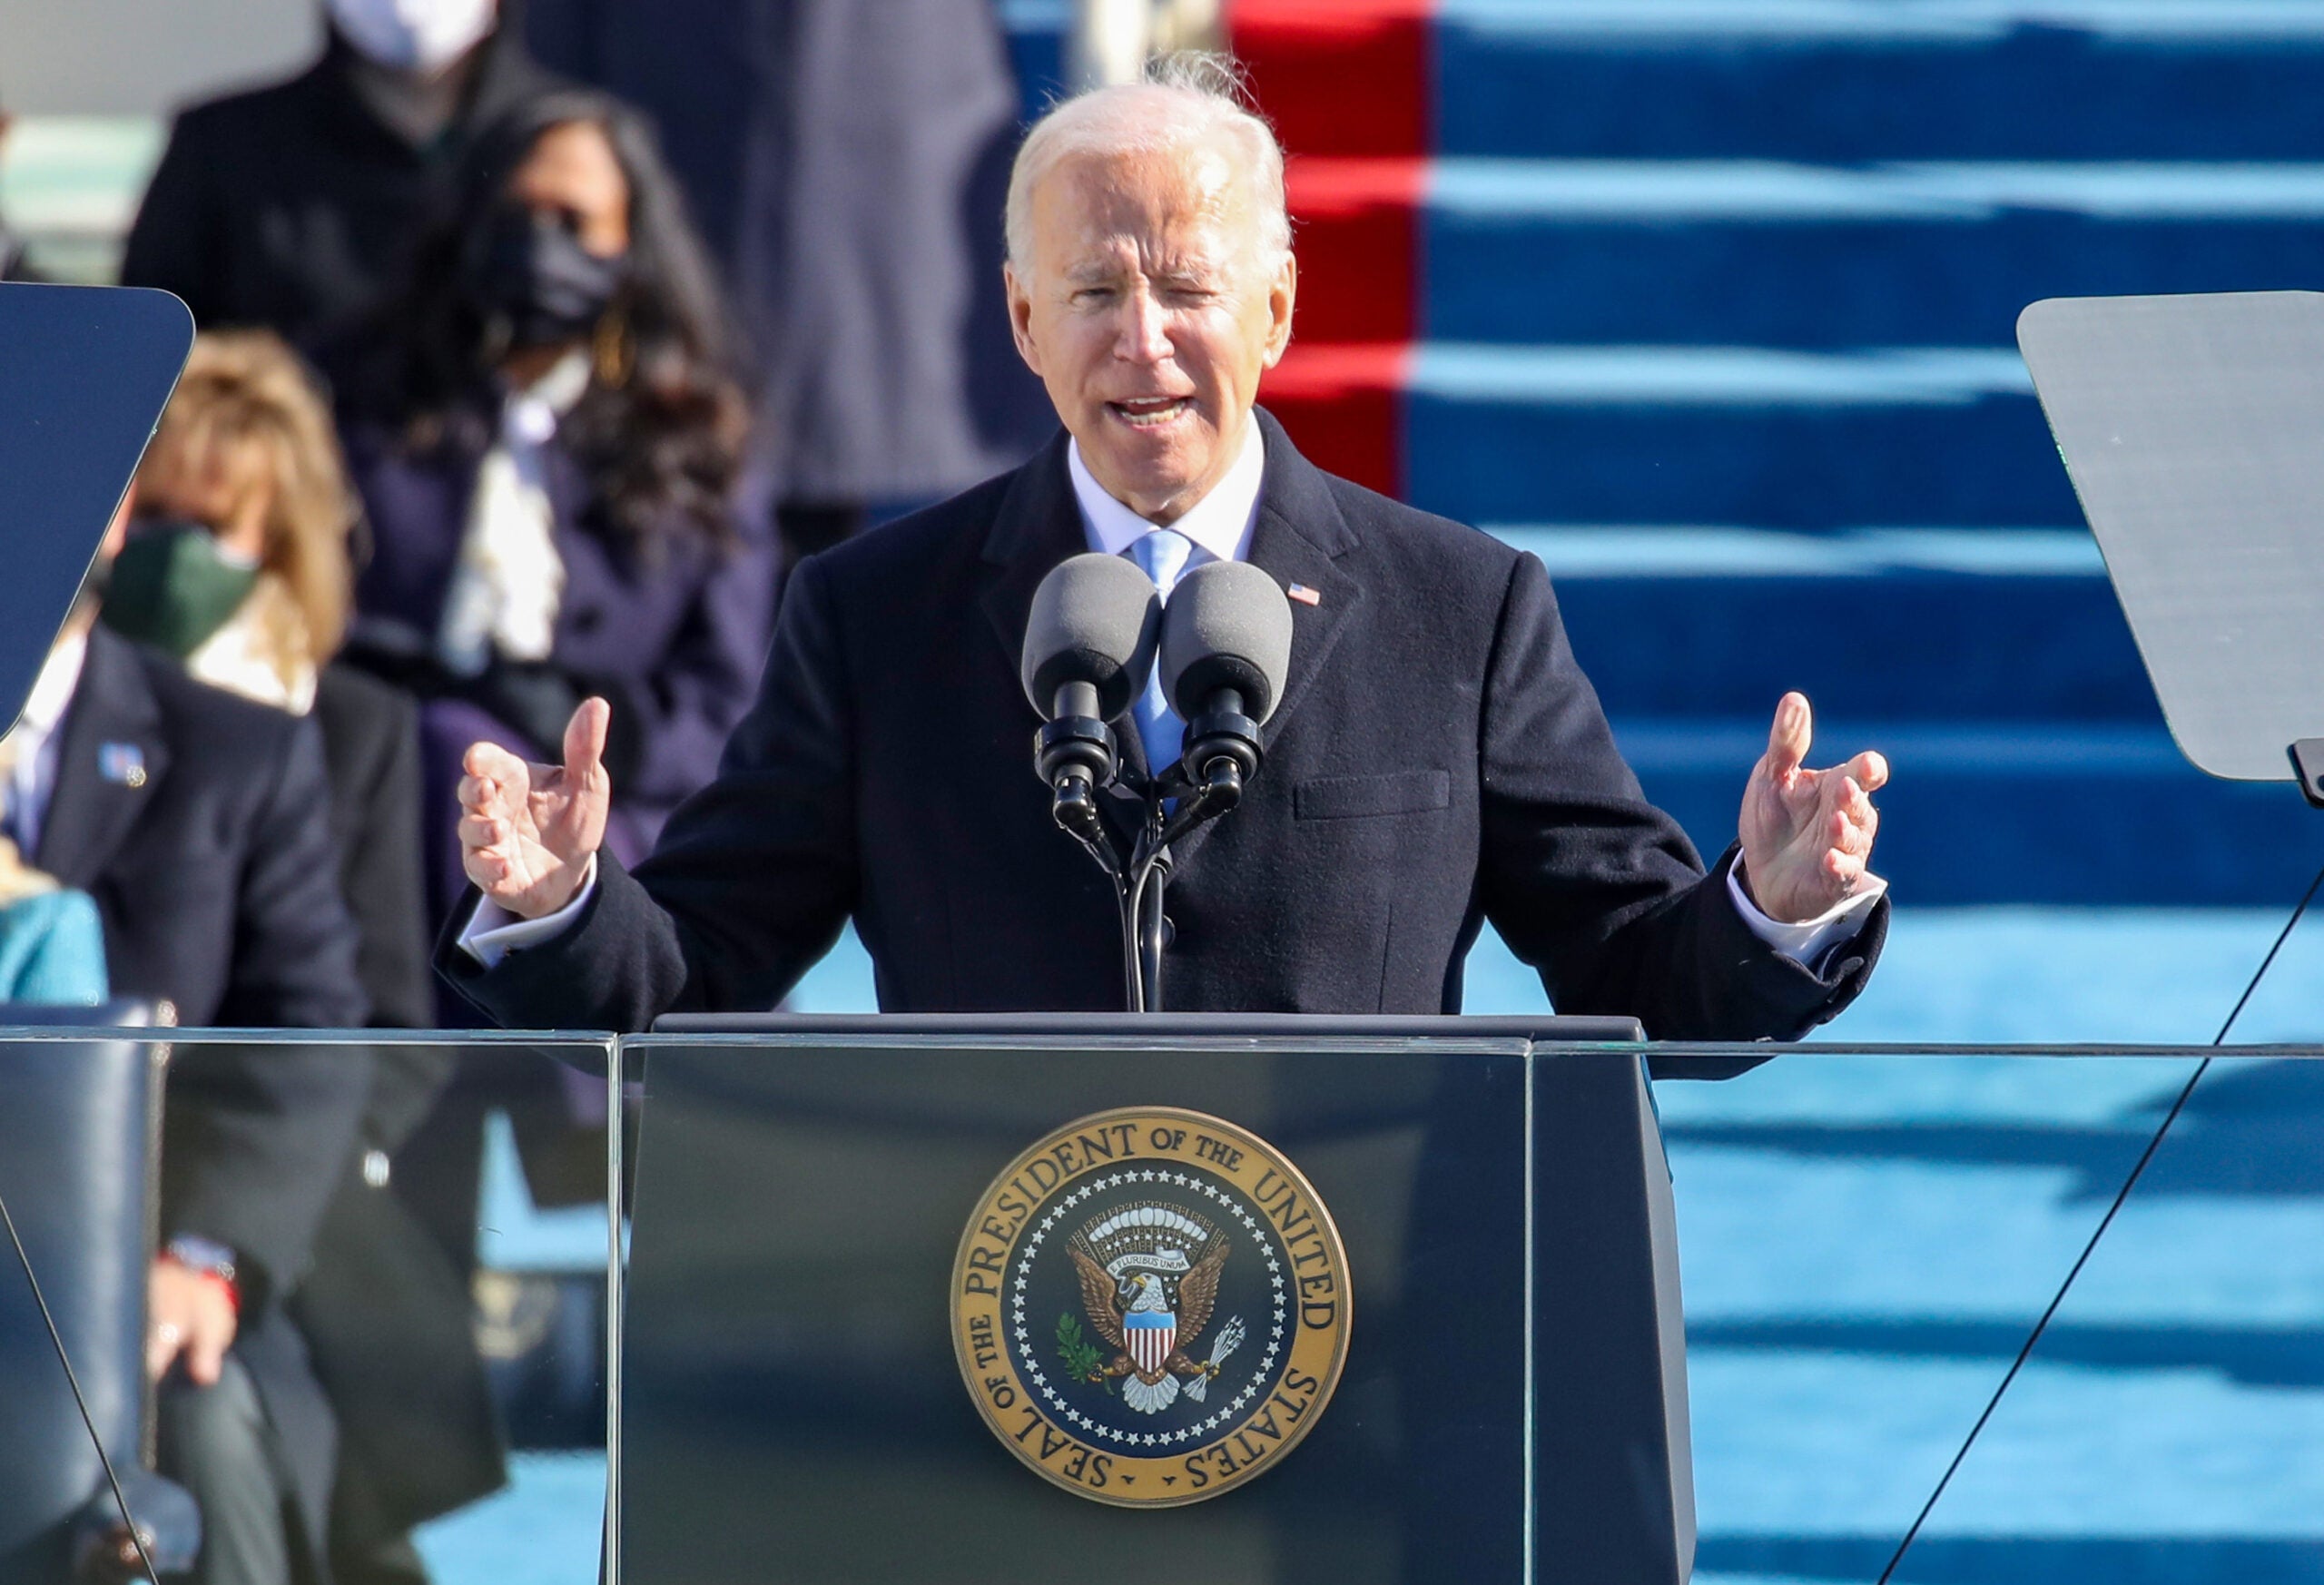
[
  {"xmin": 458, "ymin": 698, "xmax": 613, "ymax": 920},
  {"xmin": 147, "ymin": 1257, "xmax": 236, "ymax": 1385}
]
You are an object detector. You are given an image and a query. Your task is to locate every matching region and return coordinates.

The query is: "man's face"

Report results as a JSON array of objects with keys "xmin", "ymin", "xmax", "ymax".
[{"xmin": 1007, "ymin": 144, "xmax": 1295, "ymax": 526}]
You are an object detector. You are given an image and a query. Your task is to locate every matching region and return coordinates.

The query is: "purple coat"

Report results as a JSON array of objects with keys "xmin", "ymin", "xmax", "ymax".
[{"xmin": 340, "ymin": 416, "xmax": 774, "ymax": 852}]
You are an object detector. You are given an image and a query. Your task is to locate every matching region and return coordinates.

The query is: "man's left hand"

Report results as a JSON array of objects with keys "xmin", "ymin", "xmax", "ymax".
[{"xmin": 1738, "ymin": 691, "xmax": 1887, "ymax": 923}]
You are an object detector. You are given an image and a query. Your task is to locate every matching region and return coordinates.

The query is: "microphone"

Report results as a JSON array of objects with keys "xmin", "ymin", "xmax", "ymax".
[
  {"xmin": 1019, "ymin": 553, "xmax": 1162, "ymax": 829},
  {"xmin": 1157, "ymin": 559, "xmax": 1295, "ymax": 811}
]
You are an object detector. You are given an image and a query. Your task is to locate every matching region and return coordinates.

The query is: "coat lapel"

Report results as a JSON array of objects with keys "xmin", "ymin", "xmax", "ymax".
[
  {"xmin": 1242, "ymin": 409, "xmax": 1364, "ymax": 745},
  {"xmin": 36, "ymin": 628, "xmax": 170, "ymax": 890},
  {"xmin": 975, "ymin": 428, "xmax": 1086, "ymax": 684}
]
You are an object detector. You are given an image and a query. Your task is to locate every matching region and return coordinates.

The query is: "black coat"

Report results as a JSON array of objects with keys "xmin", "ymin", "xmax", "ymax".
[
  {"xmin": 42, "ymin": 631, "xmax": 499, "ymax": 1562},
  {"xmin": 314, "ymin": 663, "xmax": 432, "ymax": 1030},
  {"xmin": 42, "ymin": 627, "xmax": 368, "ymax": 1046},
  {"xmin": 444, "ymin": 413, "xmax": 1886, "ymax": 1035},
  {"xmin": 118, "ymin": 29, "xmax": 564, "ymax": 349},
  {"xmin": 38, "ymin": 629, "xmax": 369, "ymax": 1556}
]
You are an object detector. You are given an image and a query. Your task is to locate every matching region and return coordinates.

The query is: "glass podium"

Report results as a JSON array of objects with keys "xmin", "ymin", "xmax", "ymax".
[{"xmin": 8, "ymin": 1029, "xmax": 2324, "ymax": 1585}]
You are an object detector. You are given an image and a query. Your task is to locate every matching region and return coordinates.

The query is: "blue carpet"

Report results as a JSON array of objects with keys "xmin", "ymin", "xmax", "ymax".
[{"xmin": 412, "ymin": 1453, "xmax": 604, "ymax": 1584}]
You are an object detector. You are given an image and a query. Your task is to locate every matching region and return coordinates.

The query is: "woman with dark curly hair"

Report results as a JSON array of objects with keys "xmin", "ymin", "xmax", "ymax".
[{"xmin": 328, "ymin": 89, "xmax": 773, "ymax": 929}]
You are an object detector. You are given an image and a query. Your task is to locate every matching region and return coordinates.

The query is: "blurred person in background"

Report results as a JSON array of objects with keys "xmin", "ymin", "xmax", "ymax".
[
  {"xmin": 113, "ymin": 330, "xmax": 434, "ymax": 1027},
  {"xmin": 113, "ymin": 333, "xmax": 506, "ymax": 1585},
  {"xmin": 524, "ymin": 0, "xmax": 1053, "ymax": 573},
  {"xmin": 120, "ymin": 0, "xmax": 567, "ymax": 349},
  {"xmin": 325, "ymin": 90, "xmax": 770, "ymax": 930},
  {"xmin": 3, "ymin": 507, "xmax": 369, "ymax": 1585}
]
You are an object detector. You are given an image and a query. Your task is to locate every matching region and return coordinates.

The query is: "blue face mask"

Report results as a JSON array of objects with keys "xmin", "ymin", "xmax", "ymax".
[{"xmin": 100, "ymin": 522, "xmax": 260, "ymax": 658}]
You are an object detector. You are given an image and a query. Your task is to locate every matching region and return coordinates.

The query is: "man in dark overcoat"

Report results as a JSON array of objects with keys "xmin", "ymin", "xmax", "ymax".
[{"xmin": 438, "ymin": 65, "xmax": 1894, "ymax": 1039}]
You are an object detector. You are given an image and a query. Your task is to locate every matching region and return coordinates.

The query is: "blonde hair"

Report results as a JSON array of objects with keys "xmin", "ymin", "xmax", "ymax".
[
  {"xmin": 134, "ymin": 330, "xmax": 357, "ymax": 680},
  {"xmin": 1005, "ymin": 51, "xmax": 1291, "ymax": 275}
]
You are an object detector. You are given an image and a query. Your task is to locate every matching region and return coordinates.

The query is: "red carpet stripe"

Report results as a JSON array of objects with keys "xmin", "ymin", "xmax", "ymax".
[
  {"xmin": 1231, "ymin": 0, "xmax": 1433, "ymax": 160},
  {"xmin": 1234, "ymin": 0, "xmax": 1434, "ymax": 499}
]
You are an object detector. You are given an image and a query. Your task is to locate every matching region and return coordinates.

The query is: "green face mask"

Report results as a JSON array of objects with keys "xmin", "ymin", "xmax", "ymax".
[{"xmin": 101, "ymin": 522, "xmax": 261, "ymax": 659}]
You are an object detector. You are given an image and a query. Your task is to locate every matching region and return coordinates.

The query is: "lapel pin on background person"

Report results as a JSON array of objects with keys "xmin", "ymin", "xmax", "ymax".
[
  {"xmin": 99, "ymin": 743, "xmax": 146, "ymax": 789},
  {"xmin": 1287, "ymin": 583, "xmax": 1321, "ymax": 606}
]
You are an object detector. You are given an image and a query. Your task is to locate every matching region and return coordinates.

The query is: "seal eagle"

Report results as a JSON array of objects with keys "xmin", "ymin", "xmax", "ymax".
[{"xmin": 1068, "ymin": 1239, "xmax": 1229, "ymax": 1414}]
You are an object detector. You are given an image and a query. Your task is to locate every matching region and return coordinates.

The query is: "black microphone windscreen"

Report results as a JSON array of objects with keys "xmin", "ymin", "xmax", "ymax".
[
  {"xmin": 1160, "ymin": 559, "xmax": 1295, "ymax": 724},
  {"xmin": 1020, "ymin": 553, "xmax": 1163, "ymax": 721}
]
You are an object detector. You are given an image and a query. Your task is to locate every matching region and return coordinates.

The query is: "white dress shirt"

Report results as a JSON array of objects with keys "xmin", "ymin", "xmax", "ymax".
[
  {"xmin": 1067, "ymin": 420, "xmax": 1265, "ymax": 566},
  {"xmin": 0, "ymin": 628, "xmax": 89, "ymax": 861},
  {"xmin": 464, "ymin": 419, "xmax": 1883, "ymax": 970},
  {"xmin": 436, "ymin": 350, "xmax": 587, "ymax": 678}
]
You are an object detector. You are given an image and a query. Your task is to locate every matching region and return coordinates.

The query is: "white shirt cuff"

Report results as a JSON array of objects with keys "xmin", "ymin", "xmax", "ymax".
[
  {"xmin": 457, "ymin": 856, "xmax": 598, "ymax": 969},
  {"xmin": 1727, "ymin": 860, "xmax": 1886, "ymax": 968}
]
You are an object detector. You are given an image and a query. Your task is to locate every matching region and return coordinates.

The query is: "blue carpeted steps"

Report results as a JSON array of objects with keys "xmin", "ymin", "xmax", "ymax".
[
  {"xmin": 1423, "ymin": 162, "xmax": 2324, "ymax": 348},
  {"xmin": 1409, "ymin": 356, "xmax": 2069, "ymax": 525},
  {"xmin": 1418, "ymin": 5, "xmax": 2324, "ymax": 903},
  {"xmin": 1436, "ymin": 5, "xmax": 2324, "ymax": 162},
  {"xmin": 1494, "ymin": 530, "xmax": 2311, "ymax": 904},
  {"xmin": 1526, "ymin": 550, "xmax": 2142, "ymax": 722}
]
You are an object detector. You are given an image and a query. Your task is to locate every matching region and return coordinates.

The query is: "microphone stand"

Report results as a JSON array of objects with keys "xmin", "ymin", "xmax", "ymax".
[
  {"xmin": 1039, "ymin": 686, "xmax": 1261, "ymax": 1012},
  {"xmin": 1034, "ymin": 702, "xmax": 1148, "ymax": 1009},
  {"xmin": 1046, "ymin": 754, "xmax": 1246, "ymax": 1013}
]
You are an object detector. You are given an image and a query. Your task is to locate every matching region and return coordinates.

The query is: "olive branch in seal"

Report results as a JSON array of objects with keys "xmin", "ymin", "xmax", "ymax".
[{"xmin": 1056, "ymin": 1313, "xmax": 1113, "ymax": 1393}]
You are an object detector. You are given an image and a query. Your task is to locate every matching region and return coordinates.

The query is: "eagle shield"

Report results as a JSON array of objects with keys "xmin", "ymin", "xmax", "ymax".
[
  {"xmin": 1067, "ymin": 1201, "xmax": 1229, "ymax": 1415},
  {"xmin": 1125, "ymin": 1311, "xmax": 1175, "ymax": 1377}
]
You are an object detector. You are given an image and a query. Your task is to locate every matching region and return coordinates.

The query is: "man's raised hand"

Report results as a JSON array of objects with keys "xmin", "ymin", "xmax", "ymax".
[
  {"xmin": 1738, "ymin": 692, "xmax": 1887, "ymax": 924},
  {"xmin": 458, "ymin": 698, "xmax": 613, "ymax": 919}
]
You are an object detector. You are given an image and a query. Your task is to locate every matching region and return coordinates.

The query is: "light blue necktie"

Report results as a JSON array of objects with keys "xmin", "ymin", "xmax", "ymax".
[{"xmin": 1126, "ymin": 527, "xmax": 1196, "ymax": 775}]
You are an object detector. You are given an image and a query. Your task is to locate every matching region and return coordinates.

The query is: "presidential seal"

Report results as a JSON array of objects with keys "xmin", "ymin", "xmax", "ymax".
[{"xmin": 951, "ymin": 1107, "xmax": 1352, "ymax": 1507}]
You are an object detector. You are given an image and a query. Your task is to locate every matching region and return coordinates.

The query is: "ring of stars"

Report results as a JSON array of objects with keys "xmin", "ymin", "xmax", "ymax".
[{"xmin": 1009, "ymin": 1165, "xmax": 1291, "ymax": 1452}]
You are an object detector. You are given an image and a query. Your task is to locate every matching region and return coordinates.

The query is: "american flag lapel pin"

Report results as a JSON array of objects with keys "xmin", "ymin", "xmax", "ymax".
[
  {"xmin": 99, "ymin": 743, "xmax": 147, "ymax": 788},
  {"xmin": 1286, "ymin": 583, "xmax": 1322, "ymax": 606}
]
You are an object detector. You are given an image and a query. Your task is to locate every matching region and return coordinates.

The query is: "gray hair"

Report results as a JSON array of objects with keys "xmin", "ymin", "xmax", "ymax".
[{"xmin": 1004, "ymin": 52, "xmax": 1292, "ymax": 276}]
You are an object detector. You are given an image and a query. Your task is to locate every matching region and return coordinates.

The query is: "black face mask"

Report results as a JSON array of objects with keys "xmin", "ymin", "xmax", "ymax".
[{"xmin": 470, "ymin": 208, "xmax": 628, "ymax": 350}]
